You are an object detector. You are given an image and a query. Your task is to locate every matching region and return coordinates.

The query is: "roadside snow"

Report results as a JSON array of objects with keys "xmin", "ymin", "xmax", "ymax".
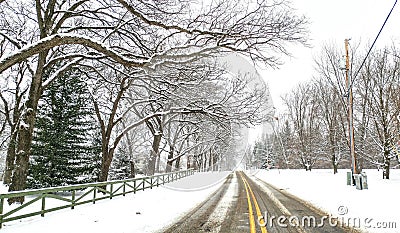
[
  {"xmin": 0, "ymin": 171, "xmax": 230, "ymax": 233},
  {"xmin": 252, "ymin": 169, "xmax": 400, "ymax": 233},
  {"xmin": 164, "ymin": 171, "xmax": 230, "ymax": 191},
  {"xmin": 201, "ymin": 172, "xmax": 238, "ymax": 232}
]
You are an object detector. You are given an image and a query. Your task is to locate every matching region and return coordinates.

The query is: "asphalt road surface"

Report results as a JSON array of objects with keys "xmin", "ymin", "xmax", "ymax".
[{"xmin": 162, "ymin": 171, "xmax": 358, "ymax": 233}]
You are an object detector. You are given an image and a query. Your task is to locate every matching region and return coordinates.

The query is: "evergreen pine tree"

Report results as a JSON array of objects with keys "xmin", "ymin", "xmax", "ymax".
[
  {"xmin": 109, "ymin": 146, "xmax": 132, "ymax": 180},
  {"xmin": 28, "ymin": 70, "xmax": 100, "ymax": 189}
]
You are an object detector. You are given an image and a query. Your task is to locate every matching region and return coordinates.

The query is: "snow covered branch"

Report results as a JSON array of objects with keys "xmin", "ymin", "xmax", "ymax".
[
  {"xmin": 116, "ymin": 107, "xmax": 204, "ymax": 142},
  {"xmin": 42, "ymin": 58, "xmax": 83, "ymax": 88},
  {"xmin": 0, "ymin": 34, "xmax": 146, "ymax": 74}
]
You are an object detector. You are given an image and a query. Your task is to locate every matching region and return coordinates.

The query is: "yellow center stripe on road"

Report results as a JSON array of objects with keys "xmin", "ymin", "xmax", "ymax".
[
  {"xmin": 239, "ymin": 172, "xmax": 268, "ymax": 233},
  {"xmin": 242, "ymin": 176, "xmax": 256, "ymax": 233},
  {"xmin": 242, "ymin": 177, "xmax": 268, "ymax": 233}
]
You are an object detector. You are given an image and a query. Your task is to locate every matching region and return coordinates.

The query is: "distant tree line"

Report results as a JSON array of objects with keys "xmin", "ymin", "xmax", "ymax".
[{"xmin": 252, "ymin": 44, "xmax": 400, "ymax": 179}]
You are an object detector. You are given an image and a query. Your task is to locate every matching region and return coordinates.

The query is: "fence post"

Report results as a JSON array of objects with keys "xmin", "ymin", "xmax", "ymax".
[
  {"xmin": 41, "ymin": 195, "xmax": 46, "ymax": 217},
  {"xmin": 71, "ymin": 190, "xmax": 76, "ymax": 209},
  {"xmin": 123, "ymin": 182, "xmax": 126, "ymax": 196},
  {"xmin": 0, "ymin": 197, "xmax": 4, "ymax": 229},
  {"xmin": 93, "ymin": 188, "xmax": 97, "ymax": 204},
  {"xmin": 110, "ymin": 184, "xmax": 113, "ymax": 199},
  {"xmin": 134, "ymin": 180, "xmax": 137, "ymax": 194},
  {"xmin": 150, "ymin": 177, "xmax": 153, "ymax": 189}
]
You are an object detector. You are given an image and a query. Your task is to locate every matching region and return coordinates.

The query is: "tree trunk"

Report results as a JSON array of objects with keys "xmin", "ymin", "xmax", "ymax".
[
  {"xmin": 175, "ymin": 156, "xmax": 181, "ymax": 170},
  {"xmin": 199, "ymin": 153, "xmax": 203, "ymax": 172},
  {"xmin": 331, "ymin": 148, "xmax": 338, "ymax": 174},
  {"xmin": 203, "ymin": 153, "xmax": 207, "ymax": 171},
  {"xmin": 8, "ymin": 107, "xmax": 37, "ymax": 204},
  {"xmin": 147, "ymin": 134, "xmax": 162, "ymax": 175},
  {"xmin": 8, "ymin": 81, "xmax": 42, "ymax": 204},
  {"xmin": 329, "ymin": 135, "xmax": 338, "ymax": 174},
  {"xmin": 7, "ymin": 48, "xmax": 47, "ymax": 204},
  {"xmin": 166, "ymin": 147, "xmax": 174, "ymax": 173},
  {"xmin": 97, "ymin": 149, "xmax": 114, "ymax": 192},
  {"xmin": 305, "ymin": 161, "xmax": 311, "ymax": 171},
  {"xmin": 193, "ymin": 156, "xmax": 198, "ymax": 170},
  {"xmin": 384, "ymin": 164, "xmax": 390, "ymax": 179},
  {"xmin": 332, "ymin": 158, "xmax": 338, "ymax": 174},
  {"xmin": 99, "ymin": 150, "xmax": 114, "ymax": 182},
  {"xmin": 3, "ymin": 131, "xmax": 17, "ymax": 185},
  {"xmin": 384, "ymin": 149, "xmax": 390, "ymax": 179},
  {"xmin": 129, "ymin": 161, "xmax": 135, "ymax": 178},
  {"xmin": 126, "ymin": 131, "xmax": 135, "ymax": 178},
  {"xmin": 214, "ymin": 155, "xmax": 218, "ymax": 171},
  {"xmin": 186, "ymin": 156, "xmax": 191, "ymax": 169},
  {"xmin": 155, "ymin": 153, "xmax": 160, "ymax": 173},
  {"xmin": 208, "ymin": 149, "xmax": 212, "ymax": 171}
]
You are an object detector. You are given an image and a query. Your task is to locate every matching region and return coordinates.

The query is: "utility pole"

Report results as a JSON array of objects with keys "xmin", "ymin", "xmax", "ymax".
[{"xmin": 344, "ymin": 39, "xmax": 358, "ymax": 175}]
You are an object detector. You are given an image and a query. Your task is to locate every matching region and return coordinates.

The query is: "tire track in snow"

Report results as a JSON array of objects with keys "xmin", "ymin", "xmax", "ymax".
[
  {"xmin": 162, "ymin": 173, "xmax": 233, "ymax": 233},
  {"xmin": 199, "ymin": 172, "xmax": 238, "ymax": 232}
]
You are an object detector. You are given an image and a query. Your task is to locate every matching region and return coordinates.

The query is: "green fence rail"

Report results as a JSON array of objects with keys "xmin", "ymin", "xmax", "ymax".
[{"xmin": 0, "ymin": 169, "xmax": 194, "ymax": 228}]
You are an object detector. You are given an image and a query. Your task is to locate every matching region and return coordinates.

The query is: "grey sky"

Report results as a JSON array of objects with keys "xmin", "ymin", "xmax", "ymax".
[{"xmin": 261, "ymin": 0, "xmax": 400, "ymax": 111}]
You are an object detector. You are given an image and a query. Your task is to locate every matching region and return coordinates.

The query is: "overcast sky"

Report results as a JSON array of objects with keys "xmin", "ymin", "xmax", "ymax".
[{"xmin": 261, "ymin": 0, "xmax": 400, "ymax": 111}]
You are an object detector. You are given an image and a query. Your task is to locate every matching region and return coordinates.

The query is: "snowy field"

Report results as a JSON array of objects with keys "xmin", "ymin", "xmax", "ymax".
[
  {"xmin": 0, "ymin": 171, "xmax": 230, "ymax": 233},
  {"xmin": 252, "ymin": 169, "xmax": 400, "ymax": 233}
]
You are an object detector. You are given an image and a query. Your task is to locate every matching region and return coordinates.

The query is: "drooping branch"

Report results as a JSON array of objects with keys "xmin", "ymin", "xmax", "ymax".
[
  {"xmin": 113, "ymin": 107, "xmax": 205, "ymax": 148},
  {"xmin": 0, "ymin": 34, "xmax": 146, "ymax": 73}
]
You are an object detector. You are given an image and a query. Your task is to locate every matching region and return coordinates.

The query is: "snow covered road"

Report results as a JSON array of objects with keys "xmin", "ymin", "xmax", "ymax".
[
  {"xmin": 162, "ymin": 172, "xmax": 238, "ymax": 233},
  {"xmin": 163, "ymin": 171, "xmax": 350, "ymax": 233}
]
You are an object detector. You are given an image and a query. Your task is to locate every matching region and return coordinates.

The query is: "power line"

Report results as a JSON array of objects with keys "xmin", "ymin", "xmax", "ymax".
[{"xmin": 348, "ymin": 0, "xmax": 398, "ymax": 91}]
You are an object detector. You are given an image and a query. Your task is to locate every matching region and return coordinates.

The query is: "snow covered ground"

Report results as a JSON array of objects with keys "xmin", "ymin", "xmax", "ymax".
[
  {"xmin": 0, "ymin": 171, "xmax": 231, "ymax": 233},
  {"xmin": 252, "ymin": 169, "xmax": 400, "ymax": 233},
  {"xmin": 3, "ymin": 169, "xmax": 399, "ymax": 233}
]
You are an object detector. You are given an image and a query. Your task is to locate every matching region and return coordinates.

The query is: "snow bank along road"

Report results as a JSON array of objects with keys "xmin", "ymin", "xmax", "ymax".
[
  {"xmin": 0, "ymin": 172, "xmax": 228, "ymax": 233},
  {"xmin": 162, "ymin": 171, "xmax": 355, "ymax": 233}
]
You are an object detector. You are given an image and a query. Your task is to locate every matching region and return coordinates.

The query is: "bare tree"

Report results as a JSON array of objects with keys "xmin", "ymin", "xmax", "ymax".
[
  {"xmin": 283, "ymin": 83, "xmax": 322, "ymax": 170},
  {"xmin": 313, "ymin": 43, "xmax": 363, "ymax": 173},
  {"xmin": 0, "ymin": 0, "xmax": 308, "ymax": 203},
  {"xmin": 91, "ymin": 75, "xmax": 134, "ymax": 183},
  {"xmin": 274, "ymin": 116, "xmax": 291, "ymax": 169},
  {"xmin": 362, "ymin": 48, "xmax": 400, "ymax": 179}
]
